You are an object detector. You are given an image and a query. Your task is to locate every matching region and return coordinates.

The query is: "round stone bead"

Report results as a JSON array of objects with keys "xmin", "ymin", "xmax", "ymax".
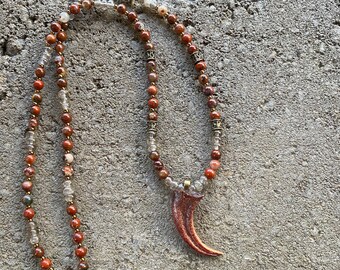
[
  {"xmin": 148, "ymin": 98, "xmax": 159, "ymax": 109},
  {"xmin": 158, "ymin": 5, "xmax": 168, "ymax": 16},
  {"xmin": 57, "ymin": 78, "xmax": 67, "ymax": 88},
  {"xmin": 70, "ymin": 218, "xmax": 81, "ymax": 229},
  {"xmin": 62, "ymin": 140, "xmax": 74, "ymax": 151},
  {"xmin": 75, "ymin": 246, "xmax": 87, "ymax": 258},
  {"xmin": 199, "ymin": 74, "xmax": 209, "ymax": 85},
  {"xmin": 50, "ymin": 22, "xmax": 62, "ymax": 32},
  {"xmin": 188, "ymin": 44, "xmax": 197, "ymax": 54},
  {"xmin": 24, "ymin": 167, "xmax": 35, "ymax": 177},
  {"xmin": 69, "ymin": 3, "xmax": 81, "ymax": 14},
  {"xmin": 63, "ymin": 166, "xmax": 74, "ymax": 177},
  {"xmin": 127, "ymin": 11, "xmax": 137, "ymax": 22},
  {"xmin": 117, "ymin": 4, "xmax": 126, "ymax": 14},
  {"xmin": 82, "ymin": 0, "xmax": 93, "ymax": 10},
  {"xmin": 203, "ymin": 86, "xmax": 215, "ymax": 96},
  {"xmin": 23, "ymin": 208, "xmax": 35, "ymax": 219},
  {"xmin": 57, "ymin": 31, "xmax": 67, "ymax": 42},
  {"xmin": 147, "ymin": 85, "xmax": 158, "ymax": 95},
  {"xmin": 140, "ymin": 30, "xmax": 151, "ymax": 41},
  {"xmin": 33, "ymin": 80, "xmax": 44, "ymax": 90},
  {"xmin": 210, "ymin": 160, "xmax": 221, "ymax": 170},
  {"xmin": 148, "ymin": 72, "xmax": 158, "ymax": 82},
  {"xmin": 204, "ymin": 168, "xmax": 216, "ymax": 179},
  {"xmin": 210, "ymin": 111, "xmax": 221, "ymax": 119},
  {"xmin": 25, "ymin": 154, "xmax": 36, "ymax": 164},
  {"xmin": 22, "ymin": 195, "xmax": 33, "ymax": 206},
  {"xmin": 40, "ymin": 258, "xmax": 52, "ymax": 269},
  {"xmin": 134, "ymin": 21, "xmax": 144, "ymax": 31},
  {"xmin": 167, "ymin": 14, "xmax": 177, "ymax": 24},
  {"xmin": 62, "ymin": 126, "xmax": 74, "ymax": 136},
  {"xmin": 32, "ymin": 93, "xmax": 42, "ymax": 104},
  {"xmin": 55, "ymin": 43, "xmax": 65, "ymax": 53},
  {"xmin": 31, "ymin": 105, "xmax": 40, "ymax": 116},
  {"xmin": 46, "ymin": 34, "xmax": 56, "ymax": 44},
  {"xmin": 34, "ymin": 246, "xmax": 44, "ymax": 258},
  {"xmin": 159, "ymin": 168, "xmax": 169, "ymax": 179},
  {"xmin": 174, "ymin": 24, "xmax": 185, "ymax": 34},
  {"xmin": 64, "ymin": 153, "xmax": 74, "ymax": 163},
  {"xmin": 61, "ymin": 112, "xmax": 72, "ymax": 123},
  {"xmin": 59, "ymin": 12, "xmax": 70, "ymax": 23},
  {"xmin": 195, "ymin": 61, "xmax": 207, "ymax": 72},
  {"xmin": 149, "ymin": 151, "xmax": 160, "ymax": 161},
  {"xmin": 73, "ymin": 231, "xmax": 84, "ymax": 243},
  {"xmin": 211, "ymin": 150, "xmax": 221, "ymax": 160},
  {"xmin": 35, "ymin": 67, "xmax": 45, "ymax": 78},
  {"xmin": 181, "ymin": 33, "xmax": 192, "ymax": 44},
  {"xmin": 148, "ymin": 112, "xmax": 158, "ymax": 120},
  {"xmin": 22, "ymin": 181, "xmax": 33, "ymax": 192},
  {"xmin": 207, "ymin": 98, "xmax": 218, "ymax": 108},
  {"xmin": 154, "ymin": 160, "xmax": 163, "ymax": 170},
  {"xmin": 67, "ymin": 204, "xmax": 77, "ymax": 215}
]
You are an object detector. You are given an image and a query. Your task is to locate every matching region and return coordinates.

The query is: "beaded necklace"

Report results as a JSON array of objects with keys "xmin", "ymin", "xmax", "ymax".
[{"xmin": 21, "ymin": 1, "xmax": 222, "ymax": 269}]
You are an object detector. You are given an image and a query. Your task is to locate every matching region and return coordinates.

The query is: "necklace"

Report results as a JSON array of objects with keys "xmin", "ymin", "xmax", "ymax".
[{"xmin": 21, "ymin": 1, "xmax": 222, "ymax": 269}]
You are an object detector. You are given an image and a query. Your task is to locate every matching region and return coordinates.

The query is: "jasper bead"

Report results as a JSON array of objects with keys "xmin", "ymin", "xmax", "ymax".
[
  {"xmin": 34, "ymin": 246, "xmax": 44, "ymax": 258},
  {"xmin": 149, "ymin": 151, "xmax": 160, "ymax": 161},
  {"xmin": 57, "ymin": 31, "xmax": 67, "ymax": 42},
  {"xmin": 210, "ymin": 111, "xmax": 221, "ymax": 119},
  {"xmin": 70, "ymin": 218, "xmax": 81, "ymax": 229},
  {"xmin": 147, "ymin": 85, "xmax": 158, "ymax": 95},
  {"xmin": 55, "ymin": 43, "xmax": 65, "ymax": 53},
  {"xmin": 46, "ymin": 34, "xmax": 56, "ymax": 44},
  {"xmin": 22, "ymin": 195, "xmax": 33, "ymax": 206},
  {"xmin": 211, "ymin": 150, "xmax": 221, "ymax": 160},
  {"xmin": 35, "ymin": 67, "xmax": 45, "ymax": 78},
  {"xmin": 26, "ymin": 154, "xmax": 36, "ymax": 164},
  {"xmin": 174, "ymin": 24, "xmax": 185, "ymax": 34},
  {"xmin": 31, "ymin": 105, "xmax": 40, "ymax": 116},
  {"xmin": 64, "ymin": 153, "xmax": 74, "ymax": 163},
  {"xmin": 51, "ymin": 22, "xmax": 62, "ymax": 32},
  {"xmin": 40, "ymin": 258, "xmax": 52, "ymax": 269},
  {"xmin": 148, "ymin": 72, "xmax": 158, "ymax": 82},
  {"xmin": 33, "ymin": 80, "xmax": 44, "ymax": 90},
  {"xmin": 210, "ymin": 160, "xmax": 221, "ymax": 170},
  {"xmin": 203, "ymin": 86, "xmax": 215, "ymax": 96},
  {"xmin": 23, "ymin": 208, "xmax": 35, "ymax": 219},
  {"xmin": 62, "ymin": 126, "xmax": 73, "ymax": 136},
  {"xmin": 32, "ymin": 93, "xmax": 42, "ymax": 104},
  {"xmin": 195, "ymin": 61, "xmax": 207, "ymax": 72},
  {"xmin": 73, "ymin": 231, "xmax": 84, "ymax": 243},
  {"xmin": 159, "ymin": 168, "xmax": 169, "ymax": 179},
  {"xmin": 127, "ymin": 11, "xmax": 137, "ymax": 22},
  {"xmin": 181, "ymin": 33, "xmax": 192, "ymax": 44},
  {"xmin": 167, "ymin": 14, "xmax": 177, "ymax": 24},
  {"xmin": 79, "ymin": 261, "xmax": 89, "ymax": 270},
  {"xmin": 188, "ymin": 44, "xmax": 197, "ymax": 54},
  {"xmin": 140, "ymin": 30, "xmax": 151, "ymax": 41},
  {"xmin": 75, "ymin": 246, "xmax": 87, "ymax": 258},
  {"xmin": 61, "ymin": 113, "xmax": 72, "ymax": 123},
  {"xmin": 70, "ymin": 3, "xmax": 81, "ymax": 14},
  {"xmin": 67, "ymin": 204, "xmax": 77, "ymax": 215},
  {"xmin": 204, "ymin": 168, "xmax": 216, "ymax": 179},
  {"xmin": 22, "ymin": 181, "xmax": 33, "ymax": 192},
  {"xmin": 207, "ymin": 98, "xmax": 218, "ymax": 108},
  {"xmin": 24, "ymin": 167, "xmax": 35, "ymax": 177},
  {"xmin": 148, "ymin": 98, "xmax": 159, "ymax": 109},
  {"xmin": 117, "ymin": 4, "xmax": 126, "ymax": 14},
  {"xmin": 62, "ymin": 140, "xmax": 74, "ymax": 150}
]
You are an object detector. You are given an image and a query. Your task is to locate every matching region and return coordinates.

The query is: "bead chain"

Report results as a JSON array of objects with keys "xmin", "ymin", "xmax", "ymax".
[
  {"xmin": 129, "ymin": 0, "xmax": 223, "ymax": 192},
  {"xmin": 21, "ymin": 1, "xmax": 160, "ymax": 269}
]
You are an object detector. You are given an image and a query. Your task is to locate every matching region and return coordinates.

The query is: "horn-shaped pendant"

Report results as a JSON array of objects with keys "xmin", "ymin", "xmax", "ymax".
[{"xmin": 171, "ymin": 190, "xmax": 223, "ymax": 256}]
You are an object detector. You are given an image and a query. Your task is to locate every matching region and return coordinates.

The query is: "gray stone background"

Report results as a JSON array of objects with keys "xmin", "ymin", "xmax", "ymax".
[{"xmin": 0, "ymin": 0, "xmax": 339, "ymax": 269}]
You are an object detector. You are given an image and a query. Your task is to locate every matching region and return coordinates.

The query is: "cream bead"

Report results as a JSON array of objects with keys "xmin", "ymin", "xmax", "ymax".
[
  {"xmin": 64, "ymin": 153, "xmax": 74, "ymax": 164},
  {"xmin": 158, "ymin": 5, "xmax": 168, "ymax": 16}
]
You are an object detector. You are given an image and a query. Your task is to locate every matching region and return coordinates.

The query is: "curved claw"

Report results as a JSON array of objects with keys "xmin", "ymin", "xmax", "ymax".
[{"xmin": 171, "ymin": 190, "xmax": 223, "ymax": 256}]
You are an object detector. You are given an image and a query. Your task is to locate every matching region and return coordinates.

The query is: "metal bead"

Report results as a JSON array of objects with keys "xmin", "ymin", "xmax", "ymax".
[
  {"xmin": 146, "ymin": 50, "xmax": 155, "ymax": 61},
  {"xmin": 191, "ymin": 50, "xmax": 204, "ymax": 64}
]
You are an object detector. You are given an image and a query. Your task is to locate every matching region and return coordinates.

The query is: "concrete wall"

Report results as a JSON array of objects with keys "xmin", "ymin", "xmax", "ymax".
[{"xmin": 0, "ymin": 0, "xmax": 339, "ymax": 269}]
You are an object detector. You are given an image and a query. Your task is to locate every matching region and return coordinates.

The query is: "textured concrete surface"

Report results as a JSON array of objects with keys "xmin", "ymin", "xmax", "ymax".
[{"xmin": 0, "ymin": 0, "xmax": 339, "ymax": 269}]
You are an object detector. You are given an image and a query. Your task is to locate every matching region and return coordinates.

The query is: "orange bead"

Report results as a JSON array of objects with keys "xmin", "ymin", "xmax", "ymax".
[
  {"xmin": 23, "ymin": 208, "xmax": 35, "ymax": 219},
  {"xmin": 75, "ymin": 246, "xmax": 87, "ymax": 258},
  {"xmin": 46, "ymin": 34, "xmax": 56, "ymax": 44},
  {"xmin": 210, "ymin": 111, "xmax": 221, "ymax": 120},
  {"xmin": 204, "ymin": 168, "xmax": 216, "ymax": 179},
  {"xmin": 40, "ymin": 258, "xmax": 52, "ymax": 269},
  {"xmin": 174, "ymin": 24, "xmax": 185, "ymax": 34},
  {"xmin": 33, "ymin": 80, "xmax": 44, "ymax": 90},
  {"xmin": 25, "ymin": 154, "xmax": 36, "ymax": 165}
]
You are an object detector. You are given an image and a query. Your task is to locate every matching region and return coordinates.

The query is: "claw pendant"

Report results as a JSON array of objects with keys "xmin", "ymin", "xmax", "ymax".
[{"xmin": 171, "ymin": 190, "xmax": 223, "ymax": 256}]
